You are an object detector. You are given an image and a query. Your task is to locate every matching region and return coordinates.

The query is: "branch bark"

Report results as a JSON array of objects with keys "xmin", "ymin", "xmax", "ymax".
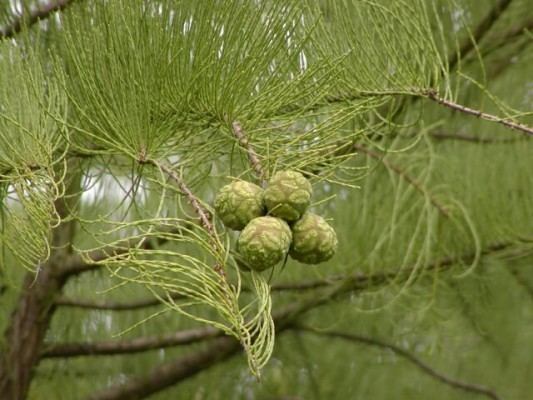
[
  {"xmin": 430, "ymin": 131, "xmax": 529, "ymax": 144},
  {"xmin": 426, "ymin": 91, "xmax": 533, "ymax": 136},
  {"xmin": 0, "ymin": 165, "xmax": 82, "ymax": 399},
  {"xmin": 231, "ymin": 121, "xmax": 266, "ymax": 185},
  {"xmin": 294, "ymin": 325, "xmax": 502, "ymax": 400},
  {"xmin": 41, "ymin": 327, "xmax": 221, "ymax": 358},
  {"xmin": 85, "ymin": 337, "xmax": 240, "ymax": 400},
  {"xmin": 84, "ymin": 241, "xmax": 513, "ymax": 400},
  {"xmin": 0, "ymin": 0, "xmax": 77, "ymax": 40}
]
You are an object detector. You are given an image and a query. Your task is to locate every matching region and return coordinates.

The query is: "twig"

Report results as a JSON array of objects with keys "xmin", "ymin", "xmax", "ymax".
[
  {"xmin": 354, "ymin": 144, "xmax": 450, "ymax": 217},
  {"xmin": 0, "ymin": 0, "xmax": 76, "ymax": 40},
  {"xmin": 425, "ymin": 91, "xmax": 533, "ymax": 136},
  {"xmin": 231, "ymin": 121, "xmax": 266, "ymax": 184},
  {"xmin": 294, "ymin": 325, "xmax": 502, "ymax": 400},
  {"xmin": 156, "ymin": 162, "xmax": 215, "ymax": 237},
  {"xmin": 41, "ymin": 327, "xmax": 221, "ymax": 358}
]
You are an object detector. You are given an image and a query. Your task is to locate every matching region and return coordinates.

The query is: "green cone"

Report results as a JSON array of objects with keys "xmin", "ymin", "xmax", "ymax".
[
  {"xmin": 214, "ymin": 181, "xmax": 265, "ymax": 230},
  {"xmin": 264, "ymin": 170, "xmax": 312, "ymax": 221},
  {"xmin": 237, "ymin": 216, "xmax": 292, "ymax": 271},
  {"xmin": 289, "ymin": 212, "xmax": 337, "ymax": 264}
]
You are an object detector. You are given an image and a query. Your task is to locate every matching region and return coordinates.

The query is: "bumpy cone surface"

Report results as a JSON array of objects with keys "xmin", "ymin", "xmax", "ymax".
[
  {"xmin": 264, "ymin": 170, "xmax": 312, "ymax": 221},
  {"xmin": 290, "ymin": 212, "xmax": 337, "ymax": 264},
  {"xmin": 214, "ymin": 181, "xmax": 265, "ymax": 230},
  {"xmin": 237, "ymin": 216, "xmax": 292, "ymax": 271}
]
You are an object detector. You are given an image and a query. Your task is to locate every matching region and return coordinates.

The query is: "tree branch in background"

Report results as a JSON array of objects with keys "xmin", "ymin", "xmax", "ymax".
[
  {"xmin": 353, "ymin": 144, "xmax": 450, "ymax": 217},
  {"xmin": 79, "ymin": 241, "xmax": 514, "ymax": 400},
  {"xmin": 448, "ymin": 0, "xmax": 514, "ymax": 69},
  {"xmin": 85, "ymin": 336, "xmax": 240, "ymax": 400},
  {"xmin": 294, "ymin": 325, "xmax": 502, "ymax": 400},
  {"xmin": 41, "ymin": 327, "xmax": 221, "ymax": 358},
  {"xmin": 425, "ymin": 91, "xmax": 533, "ymax": 136},
  {"xmin": 54, "ymin": 292, "xmax": 187, "ymax": 311},
  {"xmin": 430, "ymin": 131, "xmax": 529, "ymax": 144},
  {"xmin": 231, "ymin": 121, "xmax": 266, "ymax": 184},
  {"xmin": 0, "ymin": 0, "xmax": 76, "ymax": 40}
]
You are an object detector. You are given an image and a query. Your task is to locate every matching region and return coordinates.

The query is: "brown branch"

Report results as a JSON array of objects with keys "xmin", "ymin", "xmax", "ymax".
[
  {"xmin": 0, "ymin": 0, "xmax": 76, "ymax": 40},
  {"xmin": 426, "ymin": 91, "xmax": 533, "ymax": 136},
  {"xmin": 0, "ymin": 165, "xmax": 82, "ymax": 399},
  {"xmin": 83, "ymin": 241, "xmax": 513, "ymax": 400},
  {"xmin": 294, "ymin": 325, "xmax": 502, "ymax": 400},
  {"xmin": 54, "ymin": 292, "xmax": 187, "ymax": 311},
  {"xmin": 85, "ymin": 336, "xmax": 241, "ymax": 400},
  {"xmin": 353, "ymin": 144, "xmax": 450, "ymax": 217},
  {"xmin": 231, "ymin": 121, "xmax": 266, "ymax": 184},
  {"xmin": 448, "ymin": 0, "xmax": 514, "ymax": 69},
  {"xmin": 430, "ymin": 131, "xmax": 529, "ymax": 144},
  {"xmin": 156, "ymin": 162, "xmax": 215, "ymax": 238},
  {"xmin": 41, "ymin": 327, "xmax": 221, "ymax": 358},
  {"xmin": 155, "ymin": 161, "xmax": 228, "ymax": 279}
]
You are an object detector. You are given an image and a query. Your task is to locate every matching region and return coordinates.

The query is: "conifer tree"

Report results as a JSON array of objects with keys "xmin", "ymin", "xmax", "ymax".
[{"xmin": 0, "ymin": 1, "xmax": 531, "ymax": 399}]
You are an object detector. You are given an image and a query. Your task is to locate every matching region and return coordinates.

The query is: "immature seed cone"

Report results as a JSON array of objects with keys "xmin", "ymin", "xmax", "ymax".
[
  {"xmin": 289, "ymin": 213, "xmax": 337, "ymax": 264},
  {"xmin": 237, "ymin": 216, "xmax": 292, "ymax": 271},
  {"xmin": 214, "ymin": 181, "xmax": 265, "ymax": 230},
  {"xmin": 264, "ymin": 170, "xmax": 312, "ymax": 221}
]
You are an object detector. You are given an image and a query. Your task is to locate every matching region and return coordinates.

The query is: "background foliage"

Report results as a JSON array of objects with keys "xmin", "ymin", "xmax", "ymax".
[{"xmin": 0, "ymin": 0, "xmax": 532, "ymax": 399}]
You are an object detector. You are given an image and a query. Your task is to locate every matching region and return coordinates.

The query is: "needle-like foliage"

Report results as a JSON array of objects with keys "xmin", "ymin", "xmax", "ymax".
[{"xmin": 0, "ymin": 0, "xmax": 532, "ymax": 398}]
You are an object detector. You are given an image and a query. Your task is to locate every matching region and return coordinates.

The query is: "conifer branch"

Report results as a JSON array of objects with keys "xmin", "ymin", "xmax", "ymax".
[
  {"xmin": 231, "ymin": 121, "xmax": 266, "ymax": 184},
  {"xmin": 425, "ymin": 91, "xmax": 533, "ymax": 136},
  {"xmin": 156, "ymin": 162, "xmax": 215, "ymax": 238},
  {"xmin": 153, "ymin": 160, "xmax": 227, "ymax": 278},
  {"xmin": 0, "ymin": 0, "xmax": 76, "ymax": 40},
  {"xmin": 294, "ymin": 325, "xmax": 502, "ymax": 400},
  {"xmin": 41, "ymin": 327, "xmax": 221, "ymax": 358},
  {"xmin": 448, "ymin": 0, "xmax": 514, "ymax": 69}
]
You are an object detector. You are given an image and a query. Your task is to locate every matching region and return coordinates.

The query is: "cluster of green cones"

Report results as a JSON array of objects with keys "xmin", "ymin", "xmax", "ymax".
[{"xmin": 214, "ymin": 170, "xmax": 338, "ymax": 272}]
